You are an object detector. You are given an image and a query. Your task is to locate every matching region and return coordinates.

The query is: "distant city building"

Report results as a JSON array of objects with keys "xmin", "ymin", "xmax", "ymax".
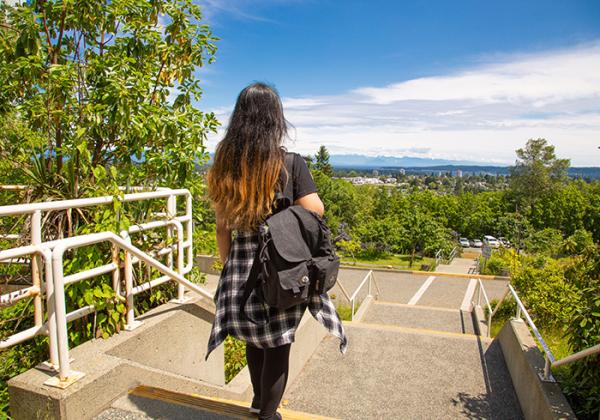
[
  {"xmin": 456, "ymin": 169, "xmax": 463, "ymax": 178},
  {"xmin": 399, "ymin": 168, "xmax": 406, "ymax": 175}
]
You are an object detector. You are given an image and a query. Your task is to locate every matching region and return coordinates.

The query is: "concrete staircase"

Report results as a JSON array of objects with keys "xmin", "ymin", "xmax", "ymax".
[
  {"xmin": 283, "ymin": 273, "xmax": 524, "ymax": 419},
  {"xmin": 92, "ymin": 272, "xmax": 524, "ymax": 419}
]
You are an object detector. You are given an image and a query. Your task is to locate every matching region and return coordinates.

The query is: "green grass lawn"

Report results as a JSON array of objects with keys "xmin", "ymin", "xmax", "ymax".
[{"xmin": 341, "ymin": 254, "xmax": 435, "ymax": 270}]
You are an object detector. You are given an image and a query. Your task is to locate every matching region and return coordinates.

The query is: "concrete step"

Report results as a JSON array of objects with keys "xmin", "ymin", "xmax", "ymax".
[
  {"xmin": 284, "ymin": 324, "xmax": 523, "ymax": 419},
  {"xmin": 96, "ymin": 385, "xmax": 336, "ymax": 420},
  {"xmin": 362, "ymin": 302, "xmax": 476, "ymax": 334},
  {"xmin": 415, "ymin": 276, "xmax": 474, "ymax": 309}
]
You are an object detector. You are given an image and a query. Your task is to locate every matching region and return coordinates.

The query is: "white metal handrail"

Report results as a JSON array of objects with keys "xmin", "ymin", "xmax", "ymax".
[
  {"xmin": 475, "ymin": 281, "xmax": 600, "ymax": 381},
  {"xmin": 336, "ymin": 270, "xmax": 379, "ymax": 321},
  {"xmin": 435, "ymin": 249, "xmax": 443, "ymax": 267},
  {"xmin": 473, "ymin": 279, "xmax": 492, "ymax": 338},
  {"xmin": 48, "ymin": 231, "xmax": 213, "ymax": 386},
  {"xmin": 446, "ymin": 247, "xmax": 458, "ymax": 264},
  {"xmin": 0, "ymin": 188, "xmax": 198, "ymax": 386}
]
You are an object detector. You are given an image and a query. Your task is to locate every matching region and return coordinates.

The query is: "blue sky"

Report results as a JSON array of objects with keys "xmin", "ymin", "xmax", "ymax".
[{"xmin": 196, "ymin": 0, "xmax": 600, "ymax": 166}]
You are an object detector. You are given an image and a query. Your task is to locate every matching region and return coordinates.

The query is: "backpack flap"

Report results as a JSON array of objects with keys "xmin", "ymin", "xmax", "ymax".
[{"xmin": 266, "ymin": 209, "xmax": 311, "ymax": 262}]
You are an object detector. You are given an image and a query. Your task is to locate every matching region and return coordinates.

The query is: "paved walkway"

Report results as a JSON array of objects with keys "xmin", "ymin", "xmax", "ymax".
[{"xmin": 436, "ymin": 257, "xmax": 478, "ymax": 274}]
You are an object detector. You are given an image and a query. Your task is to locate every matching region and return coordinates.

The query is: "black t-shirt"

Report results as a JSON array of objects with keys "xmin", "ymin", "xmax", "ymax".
[{"xmin": 281, "ymin": 152, "xmax": 317, "ymax": 202}]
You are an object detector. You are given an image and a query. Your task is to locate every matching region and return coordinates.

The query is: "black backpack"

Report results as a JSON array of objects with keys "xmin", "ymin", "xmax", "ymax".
[{"xmin": 240, "ymin": 155, "xmax": 340, "ymax": 323}]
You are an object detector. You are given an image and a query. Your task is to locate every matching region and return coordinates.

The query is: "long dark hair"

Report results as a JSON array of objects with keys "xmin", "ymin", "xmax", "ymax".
[{"xmin": 207, "ymin": 82, "xmax": 288, "ymax": 230}]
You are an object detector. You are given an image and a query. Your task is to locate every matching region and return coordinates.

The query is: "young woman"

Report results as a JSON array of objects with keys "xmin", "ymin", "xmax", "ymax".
[{"xmin": 206, "ymin": 83, "xmax": 347, "ymax": 420}]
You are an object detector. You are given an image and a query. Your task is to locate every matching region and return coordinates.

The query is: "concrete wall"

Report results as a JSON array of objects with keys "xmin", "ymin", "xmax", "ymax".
[
  {"xmin": 195, "ymin": 255, "xmax": 221, "ymax": 275},
  {"xmin": 8, "ymin": 297, "xmax": 225, "ymax": 420},
  {"xmin": 497, "ymin": 319, "xmax": 576, "ymax": 420},
  {"xmin": 8, "ymin": 293, "xmax": 330, "ymax": 419}
]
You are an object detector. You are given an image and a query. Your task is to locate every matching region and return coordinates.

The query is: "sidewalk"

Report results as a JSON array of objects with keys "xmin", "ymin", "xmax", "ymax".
[{"xmin": 436, "ymin": 257, "xmax": 478, "ymax": 274}]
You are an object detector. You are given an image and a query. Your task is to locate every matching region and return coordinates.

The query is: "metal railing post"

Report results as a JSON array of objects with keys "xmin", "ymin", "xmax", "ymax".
[
  {"xmin": 167, "ymin": 195, "xmax": 185, "ymax": 301},
  {"xmin": 185, "ymin": 193, "xmax": 193, "ymax": 271},
  {"xmin": 31, "ymin": 210, "xmax": 43, "ymax": 327},
  {"xmin": 543, "ymin": 355, "xmax": 552, "ymax": 381},
  {"xmin": 41, "ymin": 249, "xmax": 59, "ymax": 368},
  {"xmin": 122, "ymin": 236, "xmax": 140, "ymax": 331},
  {"xmin": 45, "ymin": 246, "xmax": 84, "ymax": 388},
  {"xmin": 111, "ymin": 244, "xmax": 120, "ymax": 296}
]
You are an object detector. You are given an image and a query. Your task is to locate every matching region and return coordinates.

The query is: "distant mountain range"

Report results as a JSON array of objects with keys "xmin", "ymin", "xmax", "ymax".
[
  {"xmin": 329, "ymin": 154, "xmax": 488, "ymax": 168},
  {"xmin": 328, "ymin": 154, "xmax": 600, "ymax": 179}
]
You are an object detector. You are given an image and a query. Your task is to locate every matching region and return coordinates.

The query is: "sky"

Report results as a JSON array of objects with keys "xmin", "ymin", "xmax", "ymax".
[{"xmin": 194, "ymin": 0, "xmax": 600, "ymax": 166}]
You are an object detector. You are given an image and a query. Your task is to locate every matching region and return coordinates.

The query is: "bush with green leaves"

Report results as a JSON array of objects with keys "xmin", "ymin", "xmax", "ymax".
[{"xmin": 224, "ymin": 336, "xmax": 246, "ymax": 383}]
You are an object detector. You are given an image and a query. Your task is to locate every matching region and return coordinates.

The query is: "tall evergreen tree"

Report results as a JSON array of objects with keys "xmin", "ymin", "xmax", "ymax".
[{"xmin": 314, "ymin": 145, "xmax": 333, "ymax": 176}]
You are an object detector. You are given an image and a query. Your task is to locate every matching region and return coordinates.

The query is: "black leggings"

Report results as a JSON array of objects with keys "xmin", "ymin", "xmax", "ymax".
[{"xmin": 246, "ymin": 343, "xmax": 291, "ymax": 419}]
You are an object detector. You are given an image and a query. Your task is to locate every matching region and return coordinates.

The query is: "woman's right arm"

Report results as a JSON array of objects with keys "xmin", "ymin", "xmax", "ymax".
[{"xmin": 294, "ymin": 192, "xmax": 325, "ymax": 217}]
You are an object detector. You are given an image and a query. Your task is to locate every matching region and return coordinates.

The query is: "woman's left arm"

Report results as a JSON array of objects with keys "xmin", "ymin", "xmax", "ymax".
[{"xmin": 215, "ymin": 213, "xmax": 232, "ymax": 264}]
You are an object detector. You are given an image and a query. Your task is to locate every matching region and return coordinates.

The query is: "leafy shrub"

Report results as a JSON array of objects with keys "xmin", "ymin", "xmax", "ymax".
[
  {"xmin": 561, "ymin": 266, "xmax": 600, "ymax": 419},
  {"xmin": 512, "ymin": 259, "xmax": 579, "ymax": 329},
  {"xmin": 524, "ymin": 228, "xmax": 564, "ymax": 257},
  {"xmin": 224, "ymin": 336, "xmax": 247, "ymax": 383}
]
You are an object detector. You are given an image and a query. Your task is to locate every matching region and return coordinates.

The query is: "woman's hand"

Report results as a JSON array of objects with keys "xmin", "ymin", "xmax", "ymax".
[{"xmin": 294, "ymin": 192, "xmax": 325, "ymax": 217}]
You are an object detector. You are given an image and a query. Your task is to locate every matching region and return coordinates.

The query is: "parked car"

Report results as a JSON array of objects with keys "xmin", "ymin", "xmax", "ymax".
[
  {"xmin": 459, "ymin": 237, "xmax": 470, "ymax": 247},
  {"xmin": 498, "ymin": 237, "xmax": 511, "ymax": 248},
  {"xmin": 472, "ymin": 239, "xmax": 483, "ymax": 248},
  {"xmin": 483, "ymin": 235, "xmax": 500, "ymax": 248}
]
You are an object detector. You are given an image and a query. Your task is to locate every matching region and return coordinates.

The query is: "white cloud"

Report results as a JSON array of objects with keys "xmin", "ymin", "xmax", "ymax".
[{"xmin": 208, "ymin": 42, "xmax": 600, "ymax": 166}]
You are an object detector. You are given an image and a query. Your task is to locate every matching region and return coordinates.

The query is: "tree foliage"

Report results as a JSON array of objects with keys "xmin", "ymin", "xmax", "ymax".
[
  {"xmin": 313, "ymin": 145, "xmax": 333, "ymax": 176},
  {"xmin": 0, "ymin": 0, "xmax": 218, "ymax": 202},
  {"xmin": 510, "ymin": 138, "xmax": 570, "ymax": 214}
]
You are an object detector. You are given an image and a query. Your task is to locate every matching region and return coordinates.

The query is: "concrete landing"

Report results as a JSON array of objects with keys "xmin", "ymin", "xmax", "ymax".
[
  {"xmin": 417, "ymin": 276, "xmax": 473, "ymax": 309},
  {"xmin": 363, "ymin": 302, "xmax": 476, "ymax": 334},
  {"xmin": 436, "ymin": 257, "xmax": 478, "ymax": 274},
  {"xmin": 284, "ymin": 325, "xmax": 523, "ymax": 420}
]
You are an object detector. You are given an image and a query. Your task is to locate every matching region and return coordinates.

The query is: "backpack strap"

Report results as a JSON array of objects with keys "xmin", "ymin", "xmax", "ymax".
[
  {"xmin": 240, "ymin": 235, "xmax": 268, "ymax": 325},
  {"xmin": 273, "ymin": 152, "xmax": 295, "ymax": 210}
]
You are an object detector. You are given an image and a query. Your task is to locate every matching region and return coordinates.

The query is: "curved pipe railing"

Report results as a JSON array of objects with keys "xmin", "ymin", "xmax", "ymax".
[
  {"xmin": 50, "ymin": 231, "xmax": 213, "ymax": 385},
  {"xmin": 337, "ymin": 270, "xmax": 380, "ymax": 320},
  {"xmin": 475, "ymin": 281, "xmax": 600, "ymax": 381}
]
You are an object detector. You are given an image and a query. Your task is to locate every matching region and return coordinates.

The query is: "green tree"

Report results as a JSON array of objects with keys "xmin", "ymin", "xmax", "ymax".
[
  {"xmin": 314, "ymin": 145, "xmax": 333, "ymax": 176},
  {"xmin": 0, "ymin": 0, "xmax": 218, "ymax": 204},
  {"xmin": 509, "ymin": 138, "xmax": 570, "ymax": 215}
]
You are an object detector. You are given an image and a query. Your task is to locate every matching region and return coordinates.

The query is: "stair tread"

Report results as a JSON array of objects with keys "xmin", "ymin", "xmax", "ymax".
[{"xmin": 362, "ymin": 301, "xmax": 476, "ymax": 335}]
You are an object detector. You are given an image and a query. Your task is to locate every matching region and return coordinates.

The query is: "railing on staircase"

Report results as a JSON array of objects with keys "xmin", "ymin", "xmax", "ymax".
[
  {"xmin": 0, "ymin": 188, "xmax": 214, "ymax": 388},
  {"xmin": 445, "ymin": 247, "xmax": 458, "ymax": 264},
  {"xmin": 434, "ymin": 249, "xmax": 443, "ymax": 268},
  {"xmin": 336, "ymin": 270, "xmax": 380, "ymax": 320},
  {"xmin": 473, "ymin": 280, "xmax": 600, "ymax": 382}
]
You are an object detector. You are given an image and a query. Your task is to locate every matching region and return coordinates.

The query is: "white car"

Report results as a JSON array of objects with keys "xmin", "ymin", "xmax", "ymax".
[
  {"xmin": 472, "ymin": 239, "xmax": 483, "ymax": 248},
  {"xmin": 483, "ymin": 235, "xmax": 500, "ymax": 248},
  {"xmin": 459, "ymin": 237, "xmax": 470, "ymax": 247},
  {"xmin": 498, "ymin": 237, "xmax": 511, "ymax": 248}
]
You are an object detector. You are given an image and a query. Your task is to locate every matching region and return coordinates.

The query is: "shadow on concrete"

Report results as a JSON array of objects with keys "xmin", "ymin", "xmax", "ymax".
[
  {"xmin": 136, "ymin": 300, "xmax": 215, "ymax": 323},
  {"xmin": 451, "ymin": 338, "xmax": 523, "ymax": 419}
]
